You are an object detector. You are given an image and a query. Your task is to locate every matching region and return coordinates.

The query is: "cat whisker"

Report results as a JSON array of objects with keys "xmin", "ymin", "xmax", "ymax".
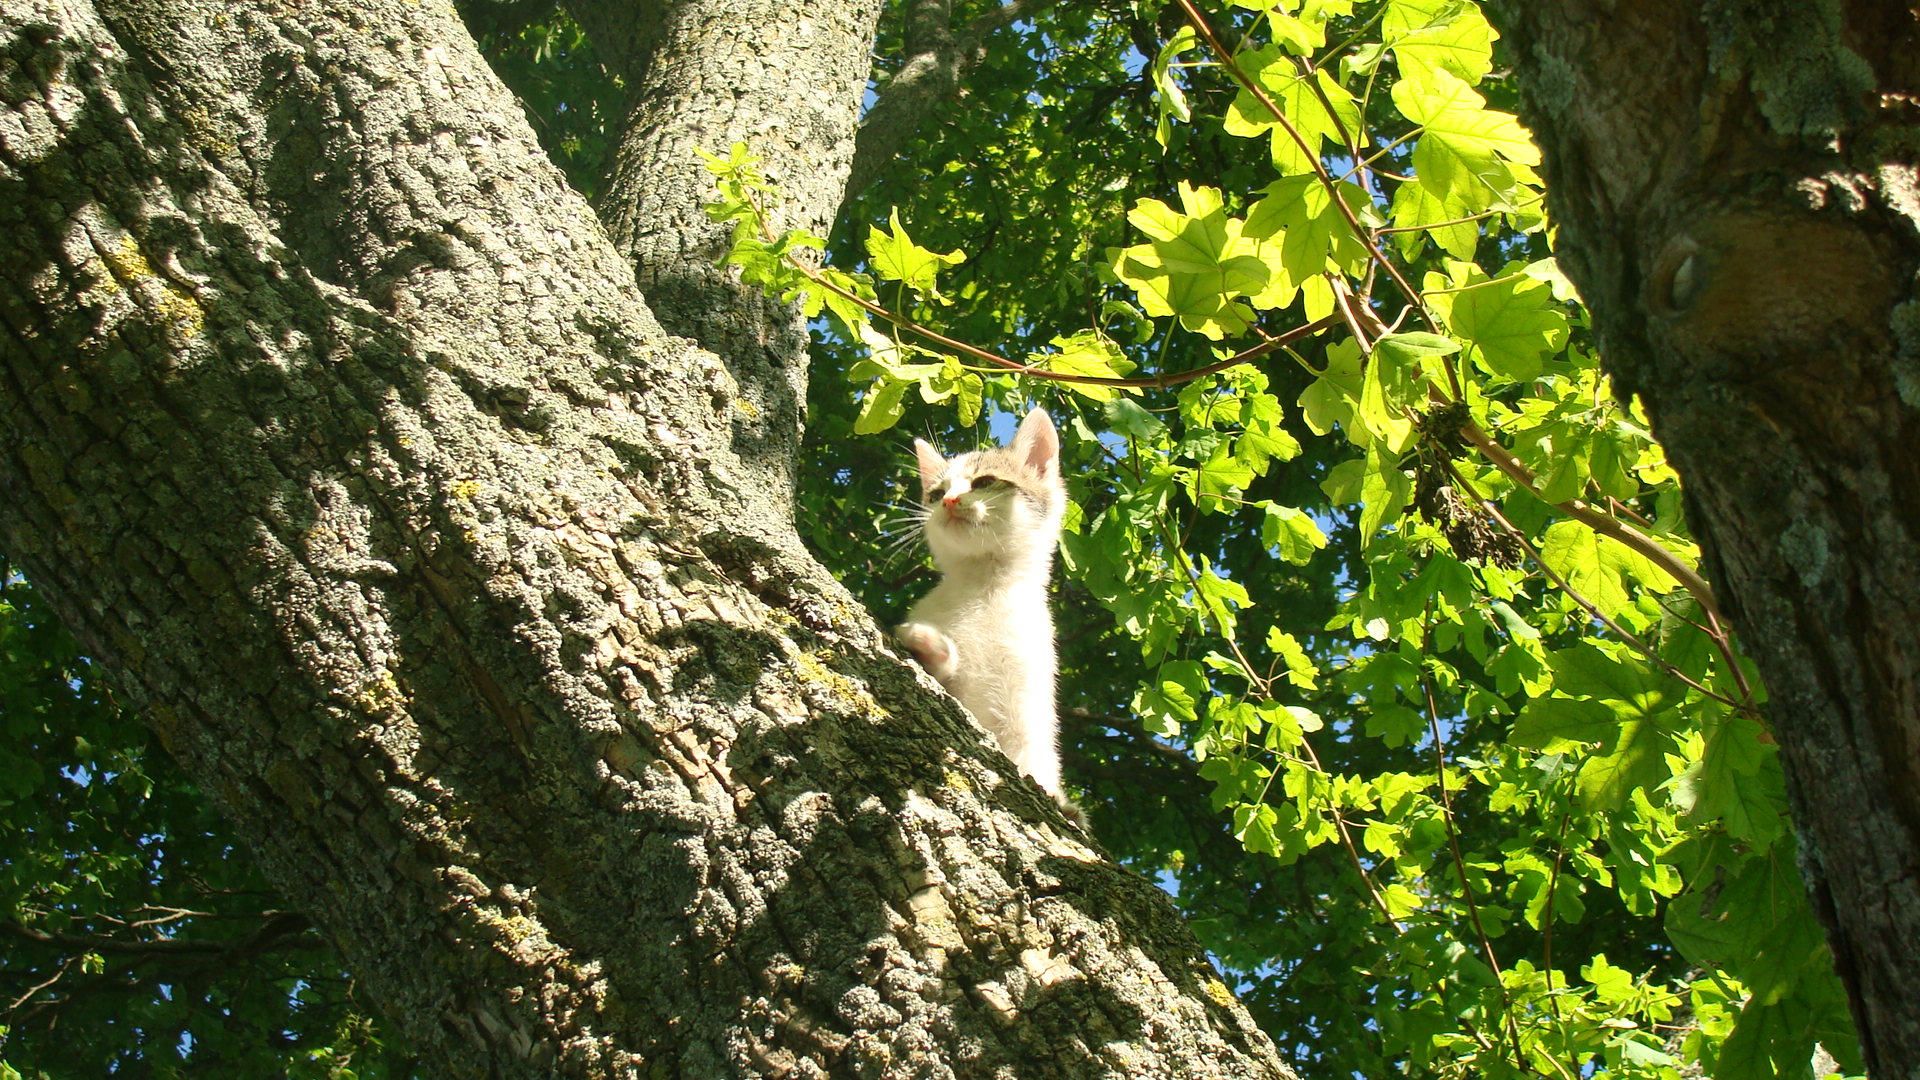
[
  {"xmin": 876, "ymin": 500, "xmax": 935, "ymax": 570},
  {"xmin": 881, "ymin": 530, "xmax": 925, "ymax": 565}
]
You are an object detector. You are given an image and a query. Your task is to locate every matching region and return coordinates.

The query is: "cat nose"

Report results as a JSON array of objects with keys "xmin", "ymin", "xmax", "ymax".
[{"xmin": 942, "ymin": 493, "xmax": 961, "ymax": 508}]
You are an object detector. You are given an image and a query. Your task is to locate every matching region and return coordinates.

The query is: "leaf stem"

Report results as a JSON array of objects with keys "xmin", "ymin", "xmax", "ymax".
[
  {"xmin": 1422, "ymin": 270, "xmax": 1531, "ymax": 297},
  {"xmin": 1373, "ymin": 210, "xmax": 1496, "ymax": 235}
]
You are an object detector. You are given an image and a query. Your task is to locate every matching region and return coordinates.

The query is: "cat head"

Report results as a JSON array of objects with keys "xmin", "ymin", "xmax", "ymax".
[{"xmin": 913, "ymin": 408, "xmax": 1065, "ymax": 566}]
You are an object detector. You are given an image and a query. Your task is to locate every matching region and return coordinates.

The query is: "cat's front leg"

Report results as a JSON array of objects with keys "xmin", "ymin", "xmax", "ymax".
[{"xmin": 894, "ymin": 622, "xmax": 960, "ymax": 682}]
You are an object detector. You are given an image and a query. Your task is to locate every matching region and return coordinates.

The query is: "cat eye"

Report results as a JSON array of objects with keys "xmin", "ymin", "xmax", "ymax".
[{"xmin": 971, "ymin": 475, "xmax": 1006, "ymax": 489}]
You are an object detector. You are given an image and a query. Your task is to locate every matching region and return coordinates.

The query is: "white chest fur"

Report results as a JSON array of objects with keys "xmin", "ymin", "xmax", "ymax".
[{"xmin": 904, "ymin": 559, "xmax": 1061, "ymax": 795}]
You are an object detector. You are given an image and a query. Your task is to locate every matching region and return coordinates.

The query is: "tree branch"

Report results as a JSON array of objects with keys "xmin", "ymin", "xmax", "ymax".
[
  {"xmin": 845, "ymin": 0, "xmax": 1063, "ymax": 197},
  {"xmin": 1457, "ymin": 418, "xmax": 1722, "ymax": 620},
  {"xmin": 1173, "ymin": 0, "xmax": 1437, "ymax": 333},
  {"xmin": 1061, "ymin": 706, "xmax": 1201, "ymax": 773},
  {"xmin": 750, "ymin": 185, "xmax": 1343, "ymax": 387},
  {"xmin": 4, "ymin": 913, "xmax": 314, "ymax": 960},
  {"xmin": 3, "ymin": 914, "xmax": 318, "ymax": 1021}
]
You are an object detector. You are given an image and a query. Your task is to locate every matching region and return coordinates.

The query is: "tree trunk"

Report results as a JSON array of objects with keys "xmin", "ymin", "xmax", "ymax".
[
  {"xmin": 574, "ymin": 0, "xmax": 877, "ymax": 506},
  {"xmin": 1489, "ymin": 2, "xmax": 1920, "ymax": 1072},
  {"xmin": 0, "ymin": 0, "xmax": 1294, "ymax": 1076}
]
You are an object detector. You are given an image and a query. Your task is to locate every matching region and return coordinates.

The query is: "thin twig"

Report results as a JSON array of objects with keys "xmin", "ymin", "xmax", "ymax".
[
  {"xmin": 1302, "ymin": 738, "xmax": 1410, "ymax": 935},
  {"xmin": 1542, "ymin": 806, "xmax": 1571, "ymax": 1022},
  {"xmin": 1329, "ymin": 275, "xmax": 1375, "ymax": 355},
  {"xmin": 1442, "ymin": 459, "xmax": 1754, "ymax": 714},
  {"xmin": 1375, "ymin": 209, "xmax": 1501, "ymax": 234},
  {"xmin": 1456, "ymin": 418, "xmax": 1721, "ymax": 620},
  {"xmin": 6, "ymin": 955, "xmax": 75, "ymax": 1014},
  {"xmin": 751, "ymin": 186, "xmax": 1343, "ymax": 389},
  {"xmin": 1706, "ymin": 608, "xmax": 1756, "ymax": 705},
  {"xmin": 1149, "ymin": 499, "xmax": 1417, "ymax": 942},
  {"xmin": 126, "ymin": 906, "xmax": 214, "ymax": 930},
  {"xmin": 1173, "ymin": 0, "xmax": 1436, "ymax": 332},
  {"xmin": 816, "ymin": 262, "xmax": 1338, "ymax": 387},
  {"xmin": 1417, "ymin": 639, "xmax": 1533, "ymax": 1072},
  {"xmin": 1423, "ymin": 270, "xmax": 1531, "ymax": 297}
]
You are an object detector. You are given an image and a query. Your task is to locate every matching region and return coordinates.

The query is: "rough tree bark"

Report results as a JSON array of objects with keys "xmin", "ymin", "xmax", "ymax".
[
  {"xmin": 1488, "ymin": 2, "xmax": 1920, "ymax": 1073},
  {"xmin": 0, "ymin": 0, "xmax": 1295, "ymax": 1076},
  {"xmin": 577, "ymin": 0, "xmax": 875, "ymax": 506}
]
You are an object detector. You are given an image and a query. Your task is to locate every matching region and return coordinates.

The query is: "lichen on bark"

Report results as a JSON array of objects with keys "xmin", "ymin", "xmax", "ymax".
[{"xmin": 1491, "ymin": 2, "xmax": 1920, "ymax": 1071}]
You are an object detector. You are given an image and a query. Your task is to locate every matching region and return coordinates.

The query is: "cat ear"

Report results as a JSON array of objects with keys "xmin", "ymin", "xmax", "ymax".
[
  {"xmin": 913, "ymin": 439, "xmax": 947, "ymax": 489},
  {"xmin": 1012, "ymin": 409, "xmax": 1059, "ymax": 477}
]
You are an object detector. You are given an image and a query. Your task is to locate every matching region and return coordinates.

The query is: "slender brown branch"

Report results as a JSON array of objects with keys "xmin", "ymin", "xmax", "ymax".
[
  {"xmin": 6, "ymin": 956, "xmax": 74, "ymax": 1014},
  {"xmin": 1298, "ymin": 738, "xmax": 1409, "ymax": 936},
  {"xmin": 1457, "ymin": 419, "xmax": 1722, "ymax": 619},
  {"xmin": 1293, "ymin": 55, "xmax": 1361, "ymax": 160},
  {"xmin": 1062, "ymin": 707, "xmax": 1202, "ymax": 769},
  {"xmin": 1541, "ymin": 806, "xmax": 1571, "ymax": 1022},
  {"xmin": 4, "ymin": 912, "xmax": 314, "ymax": 958},
  {"xmin": 1443, "ymin": 459, "xmax": 1755, "ymax": 715},
  {"xmin": 1417, "ymin": 638, "xmax": 1534, "ymax": 1073},
  {"xmin": 125, "ymin": 906, "xmax": 215, "ymax": 930},
  {"xmin": 792, "ymin": 239, "xmax": 1341, "ymax": 387},
  {"xmin": 1603, "ymin": 494, "xmax": 1656, "ymax": 529},
  {"xmin": 1706, "ymin": 608, "xmax": 1756, "ymax": 705},
  {"xmin": 1328, "ymin": 275, "xmax": 1374, "ymax": 355}
]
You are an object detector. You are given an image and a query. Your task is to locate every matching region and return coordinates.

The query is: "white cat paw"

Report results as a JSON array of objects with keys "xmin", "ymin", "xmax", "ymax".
[
  {"xmin": 1056, "ymin": 794, "xmax": 1090, "ymax": 831},
  {"xmin": 894, "ymin": 622, "xmax": 959, "ymax": 681}
]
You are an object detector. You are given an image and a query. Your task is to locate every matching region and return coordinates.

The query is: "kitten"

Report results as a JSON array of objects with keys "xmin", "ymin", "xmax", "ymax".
[{"xmin": 896, "ymin": 409, "xmax": 1069, "ymax": 806}]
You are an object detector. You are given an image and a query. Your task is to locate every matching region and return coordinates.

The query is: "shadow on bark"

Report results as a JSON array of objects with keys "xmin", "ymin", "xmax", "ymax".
[{"xmin": 0, "ymin": 31, "xmax": 1280, "ymax": 1075}]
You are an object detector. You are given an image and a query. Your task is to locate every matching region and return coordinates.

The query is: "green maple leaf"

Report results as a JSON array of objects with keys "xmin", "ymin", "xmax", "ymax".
[
  {"xmin": 867, "ymin": 207, "xmax": 964, "ymax": 298},
  {"xmin": 1261, "ymin": 503, "xmax": 1328, "ymax": 564},
  {"xmin": 1393, "ymin": 67, "xmax": 1540, "ymax": 212},
  {"xmin": 1390, "ymin": 6, "xmax": 1495, "ymax": 85},
  {"xmin": 1575, "ymin": 716, "xmax": 1672, "ymax": 811},
  {"xmin": 1112, "ymin": 183, "xmax": 1271, "ymax": 339},
  {"xmin": 1444, "ymin": 268, "xmax": 1569, "ymax": 380},
  {"xmin": 1389, "ymin": 177, "xmax": 1480, "ymax": 260},
  {"xmin": 1537, "ymin": 521, "xmax": 1670, "ymax": 621},
  {"xmin": 1509, "ymin": 696, "xmax": 1617, "ymax": 752},
  {"xmin": 1299, "ymin": 339, "xmax": 1364, "ymax": 439},
  {"xmin": 1358, "ymin": 442, "xmax": 1413, "ymax": 544},
  {"xmin": 1028, "ymin": 330, "xmax": 1131, "ymax": 402},
  {"xmin": 1675, "ymin": 713, "xmax": 1786, "ymax": 844},
  {"xmin": 1224, "ymin": 49, "xmax": 1362, "ymax": 176},
  {"xmin": 1245, "ymin": 174, "xmax": 1375, "ymax": 285},
  {"xmin": 1134, "ymin": 659, "xmax": 1208, "ymax": 736}
]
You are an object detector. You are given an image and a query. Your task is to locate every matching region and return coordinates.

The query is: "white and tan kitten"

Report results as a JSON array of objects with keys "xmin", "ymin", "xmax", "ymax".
[{"xmin": 896, "ymin": 409, "xmax": 1067, "ymax": 800}]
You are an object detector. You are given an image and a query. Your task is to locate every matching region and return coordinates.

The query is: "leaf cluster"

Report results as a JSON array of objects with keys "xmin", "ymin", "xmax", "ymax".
[{"xmin": 762, "ymin": 1, "xmax": 1865, "ymax": 1076}]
